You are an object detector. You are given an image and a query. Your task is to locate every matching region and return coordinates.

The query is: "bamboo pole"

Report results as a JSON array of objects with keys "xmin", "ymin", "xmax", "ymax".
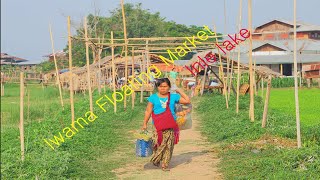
[
  {"xmin": 97, "ymin": 38, "xmax": 102, "ymax": 95},
  {"xmin": 19, "ymin": 72, "xmax": 25, "ymax": 161},
  {"xmin": 140, "ymin": 56, "xmax": 143, "ymax": 103},
  {"xmin": 67, "ymin": 16, "xmax": 75, "ymax": 124},
  {"xmin": 262, "ymin": 75, "xmax": 272, "ymax": 128},
  {"xmin": 131, "ymin": 47, "xmax": 135, "ymax": 109},
  {"xmin": 254, "ymin": 59, "xmax": 257, "ymax": 96},
  {"xmin": 84, "ymin": 17, "xmax": 94, "ymax": 113},
  {"xmin": 261, "ymin": 77, "xmax": 264, "ymax": 100},
  {"xmin": 236, "ymin": 0, "xmax": 243, "ymax": 114},
  {"xmin": 293, "ymin": 0, "xmax": 302, "ymax": 148},
  {"xmin": 212, "ymin": 23, "xmax": 228, "ymax": 109},
  {"xmin": 146, "ymin": 40, "xmax": 150, "ymax": 84},
  {"xmin": 1, "ymin": 83, "xmax": 3, "ymax": 96},
  {"xmin": 49, "ymin": 24, "xmax": 64, "ymax": 109},
  {"xmin": 200, "ymin": 65, "xmax": 208, "ymax": 96},
  {"xmin": 248, "ymin": 0, "xmax": 255, "ymax": 121},
  {"xmin": 226, "ymin": 55, "xmax": 230, "ymax": 101},
  {"xmin": 121, "ymin": 0, "xmax": 128, "ymax": 110},
  {"xmin": 27, "ymin": 90, "xmax": 30, "ymax": 122},
  {"xmin": 111, "ymin": 31, "xmax": 117, "ymax": 113}
]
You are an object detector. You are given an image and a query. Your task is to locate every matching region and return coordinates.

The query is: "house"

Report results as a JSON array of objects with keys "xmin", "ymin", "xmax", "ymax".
[
  {"xmin": 43, "ymin": 51, "xmax": 67, "ymax": 62},
  {"xmin": 1, "ymin": 53, "xmax": 28, "ymax": 65},
  {"xmin": 1, "ymin": 53, "xmax": 38, "ymax": 71},
  {"xmin": 231, "ymin": 19, "xmax": 320, "ymax": 76}
]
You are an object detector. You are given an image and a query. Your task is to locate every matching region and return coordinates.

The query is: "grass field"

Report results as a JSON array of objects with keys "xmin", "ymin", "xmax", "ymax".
[
  {"xmin": 197, "ymin": 89, "xmax": 320, "ymax": 179},
  {"xmin": 1, "ymin": 84, "xmax": 319, "ymax": 179},
  {"xmin": 267, "ymin": 88, "xmax": 320, "ymax": 126},
  {"xmin": 1, "ymin": 83, "xmax": 147, "ymax": 179}
]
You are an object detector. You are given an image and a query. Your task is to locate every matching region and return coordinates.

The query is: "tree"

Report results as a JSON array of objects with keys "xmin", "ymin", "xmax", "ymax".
[{"xmin": 63, "ymin": 3, "xmax": 222, "ymax": 66}]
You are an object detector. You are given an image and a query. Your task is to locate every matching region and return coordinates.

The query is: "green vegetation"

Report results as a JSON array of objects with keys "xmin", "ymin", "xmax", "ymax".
[
  {"xmin": 62, "ymin": 3, "xmax": 222, "ymax": 68},
  {"xmin": 1, "ymin": 83, "xmax": 146, "ymax": 179},
  {"xmin": 268, "ymin": 88, "xmax": 320, "ymax": 126},
  {"xmin": 196, "ymin": 90, "xmax": 320, "ymax": 179}
]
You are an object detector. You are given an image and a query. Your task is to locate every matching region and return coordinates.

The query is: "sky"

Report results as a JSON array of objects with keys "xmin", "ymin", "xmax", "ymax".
[{"xmin": 1, "ymin": 0, "xmax": 319, "ymax": 63}]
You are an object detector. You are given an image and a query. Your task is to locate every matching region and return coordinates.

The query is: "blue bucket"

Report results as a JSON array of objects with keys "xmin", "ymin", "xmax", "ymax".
[{"xmin": 136, "ymin": 139, "xmax": 153, "ymax": 157}]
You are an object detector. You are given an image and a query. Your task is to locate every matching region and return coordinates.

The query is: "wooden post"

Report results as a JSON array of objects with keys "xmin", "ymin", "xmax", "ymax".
[
  {"xmin": 131, "ymin": 47, "xmax": 135, "ymax": 109},
  {"xmin": 121, "ymin": 0, "xmax": 128, "ymax": 110},
  {"xmin": 67, "ymin": 16, "xmax": 75, "ymax": 124},
  {"xmin": 248, "ymin": 0, "xmax": 255, "ymax": 121},
  {"xmin": 262, "ymin": 75, "xmax": 271, "ymax": 128},
  {"xmin": 84, "ymin": 17, "xmax": 93, "ymax": 113},
  {"xmin": 280, "ymin": 64, "xmax": 283, "ymax": 75},
  {"xmin": 111, "ymin": 31, "xmax": 117, "ymax": 113},
  {"xmin": 49, "ymin": 24, "xmax": 64, "ymax": 109},
  {"xmin": 19, "ymin": 72, "xmax": 25, "ymax": 161},
  {"xmin": 293, "ymin": 0, "xmax": 302, "ymax": 148}
]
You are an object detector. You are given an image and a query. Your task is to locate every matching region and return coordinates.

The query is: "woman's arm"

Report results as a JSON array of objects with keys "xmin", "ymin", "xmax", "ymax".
[
  {"xmin": 142, "ymin": 102, "xmax": 153, "ymax": 130},
  {"xmin": 176, "ymin": 88, "xmax": 191, "ymax": 104}
]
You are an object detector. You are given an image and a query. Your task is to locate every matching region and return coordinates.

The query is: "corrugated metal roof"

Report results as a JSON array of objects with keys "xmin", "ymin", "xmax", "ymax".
[
  {"xmin": 255, "ymin": 19, "xmax": 320, "ymax": 32},
  {"xmin": 233, "ymin": 53, "xmax": 320, "ymax": 64}
]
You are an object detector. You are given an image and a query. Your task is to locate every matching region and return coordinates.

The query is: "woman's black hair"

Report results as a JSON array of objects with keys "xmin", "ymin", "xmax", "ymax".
[{"xmin": 155, "ymin": 78, "xmax": 171, "ymax": 88}]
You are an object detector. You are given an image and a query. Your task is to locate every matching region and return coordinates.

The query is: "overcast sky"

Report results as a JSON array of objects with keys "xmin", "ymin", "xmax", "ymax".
[{"xmin": 1, "ymin": 0, "xmax": 319, "ymax": 63}]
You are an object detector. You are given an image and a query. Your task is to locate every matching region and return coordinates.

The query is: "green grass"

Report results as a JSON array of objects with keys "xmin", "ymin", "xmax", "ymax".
[
  {"xmin": 267, "ymin": 88, "xmax": 320, "ymax": 126},
  {"xmin": 196, "ymin": 91, "xmax": 320, "ymax": 179},
  {"xmin": 1, "ymin": 83, "xmax": 146, "ymax": 179}
]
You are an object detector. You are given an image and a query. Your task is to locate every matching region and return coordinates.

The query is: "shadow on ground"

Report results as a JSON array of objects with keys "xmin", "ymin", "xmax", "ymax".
[{"xmin": 143, "ymin": 150, "xmax": 209, "ymax": 169}]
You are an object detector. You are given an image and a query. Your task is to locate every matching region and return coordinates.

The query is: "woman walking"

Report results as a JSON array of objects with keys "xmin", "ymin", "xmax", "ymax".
[{"xmin": 142, "ymin": 78, "xmax": 190, "ymax": 171}]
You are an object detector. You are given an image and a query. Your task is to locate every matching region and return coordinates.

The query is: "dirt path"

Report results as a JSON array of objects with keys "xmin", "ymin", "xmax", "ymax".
[{"xmin": 113, "ymin": 103, "xmax": 223, "ymax": 180}]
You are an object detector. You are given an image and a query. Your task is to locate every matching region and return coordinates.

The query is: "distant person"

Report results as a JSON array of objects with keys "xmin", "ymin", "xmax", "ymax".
[{"xmin": 169, "ymin": 67, "xmax": 178, "ymax": 90}]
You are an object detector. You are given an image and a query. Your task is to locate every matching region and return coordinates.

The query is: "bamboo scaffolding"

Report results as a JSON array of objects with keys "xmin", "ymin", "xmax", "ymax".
[
  {"xmin": 49, "ymin": 24, "xmax": 64, "ymax": 109},
  {"xmin": 67, "ymin": 16, "xmax": 75, "ymax": 124},
  {"xmin": 293, "ymin": 0, "xmax": 302, "ymax": 148},
  {"xmin": 84, "ymin": 17, "xmax": 94, "ymax": 113},
  {"xmin": 111, "ymin": 31, "xmax": 117, "ymax": 113},
  {"xmin": 19, "ymin": 72, "xmax": 25, "ymax": 161},
  {"xmin": 248, "ymin": 0, "xmax": 255, "ymax": 121}
]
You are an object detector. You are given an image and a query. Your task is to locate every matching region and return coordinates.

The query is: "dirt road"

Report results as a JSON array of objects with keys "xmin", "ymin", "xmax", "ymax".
[{"xmin": 113, "ymin": 105, "xmax": 223, "ymax": 180}]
